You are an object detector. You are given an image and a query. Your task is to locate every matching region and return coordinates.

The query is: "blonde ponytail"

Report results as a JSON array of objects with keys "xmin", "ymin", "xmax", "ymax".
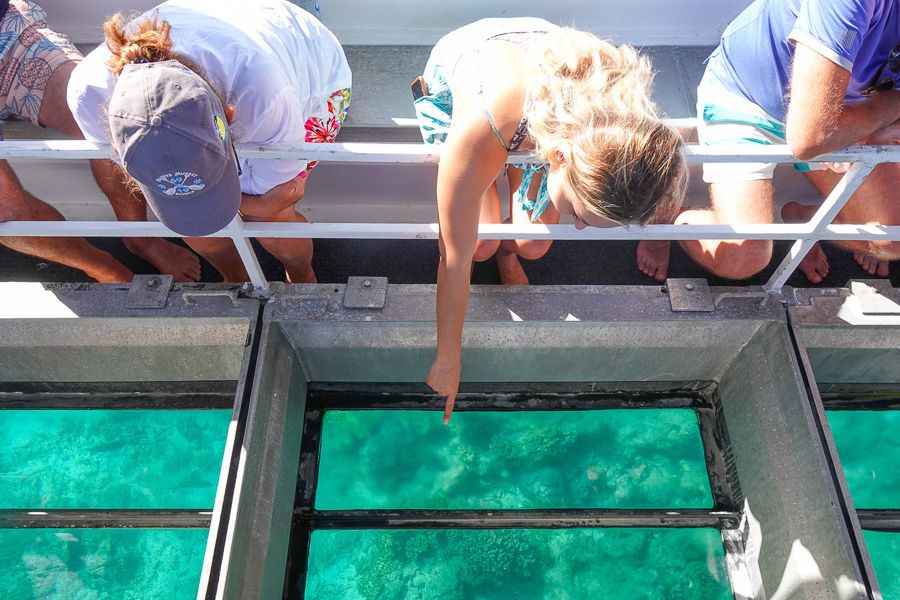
[{"xmin": 104, "ymin": 14, "xmax": 178, "ymax": 76}]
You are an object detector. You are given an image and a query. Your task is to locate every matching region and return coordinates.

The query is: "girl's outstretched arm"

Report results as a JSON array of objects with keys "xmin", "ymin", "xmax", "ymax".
[{"xmin": 427, "ymin": 108, "xmax": 508, "ymax": 423}]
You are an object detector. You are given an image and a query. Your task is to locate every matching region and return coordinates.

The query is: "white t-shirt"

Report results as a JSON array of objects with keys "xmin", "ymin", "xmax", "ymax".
[{"xmin": 67, "ymin": 0, "xmax": 352, "ymax": 195}]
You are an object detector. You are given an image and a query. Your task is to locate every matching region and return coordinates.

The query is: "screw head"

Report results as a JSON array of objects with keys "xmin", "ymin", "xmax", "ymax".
[
  {"xmin": 363, "ymin": 279, "xmax": 373, "ymax": 288},
  {"xmin": 146, "ymin": 278, "xmax": 159, "ymax": 288},
  {"xmin": 684, "ymin": 283, "xmax": 695, "ymax": 291}
]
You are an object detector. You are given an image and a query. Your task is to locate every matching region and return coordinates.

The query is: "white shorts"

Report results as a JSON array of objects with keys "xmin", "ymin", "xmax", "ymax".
[{"xmin": 696, "ymin": 69, "xmax": 815, "ymax": 184}]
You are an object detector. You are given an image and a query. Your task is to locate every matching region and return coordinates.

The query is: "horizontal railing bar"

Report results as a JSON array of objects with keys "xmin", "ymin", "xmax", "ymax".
[
  {"xmin": 296, "ymin": 508, "xmax": 741, "ymax": 530},
  {"xmin": 2, "ymin": 220, "xmax": 899, "ymax": 241},
  {"xmin": 0, "ymin": 509, "xmax": 212, "ymax": 528},
  {"xmin": 0, "ymin": 140, "xmax": 896, "ymax": 165}
]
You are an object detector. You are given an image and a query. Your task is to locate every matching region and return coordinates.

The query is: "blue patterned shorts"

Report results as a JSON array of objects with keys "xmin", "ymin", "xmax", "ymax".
[{"xmin": 0, "ymin": 0, "xmax": 81, "ymax": 127}]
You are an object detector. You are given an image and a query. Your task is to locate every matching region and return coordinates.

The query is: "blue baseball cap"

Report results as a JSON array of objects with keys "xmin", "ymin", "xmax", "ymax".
[{"xmin": 108, "ymin": 60, "xmax": 240, "ymax": 236}]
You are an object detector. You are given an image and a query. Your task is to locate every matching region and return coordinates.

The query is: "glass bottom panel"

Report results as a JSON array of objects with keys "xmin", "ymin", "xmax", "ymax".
[
  {"xmin": 306, "ymin": 528, "xmax": 732, "ymax": 599},
  {"xmin": 865, "ymin": 531, "xmax": 900, "ymax": 600},
  {"xmin": 0, "ymin": 528, "xmax": 208, "ymax": 600},
  {"xmin": 316, "ymin": 409, "xmax": 713, "ymax": 510},
  {"xmin": 0, "ymin": 410, "xmax": 231, "ymax": 509},
  {"xmin": 826, "ymin": 410, "xmax": 900, "ymax": 509}
]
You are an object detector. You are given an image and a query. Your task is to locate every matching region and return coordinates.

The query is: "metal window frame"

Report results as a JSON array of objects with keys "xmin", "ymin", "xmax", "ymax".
[
  {"xmin": 0, "ymin": 138, "xmax": 897, "ymax": 292},
  {"xmin": 283, "ymin": 384, "xmax": 747, "ymax": 599},
  {"xmin": 818, "ymin": 389, "xmax": 900, "ymax": 534},
  {"xmin": 0, "ymin": 380, "xmax": 236, "ymax": 529}
]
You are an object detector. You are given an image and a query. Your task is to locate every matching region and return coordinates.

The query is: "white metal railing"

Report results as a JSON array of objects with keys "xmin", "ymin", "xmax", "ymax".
[{"xmin": 0, "ymin": 137, "xmax": 897, "ymax": 292}]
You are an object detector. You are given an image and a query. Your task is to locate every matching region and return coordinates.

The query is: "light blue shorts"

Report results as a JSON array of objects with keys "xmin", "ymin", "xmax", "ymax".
[{"xmin": 696, "ymin": 69, "xmax": 815, "ymax": 184}]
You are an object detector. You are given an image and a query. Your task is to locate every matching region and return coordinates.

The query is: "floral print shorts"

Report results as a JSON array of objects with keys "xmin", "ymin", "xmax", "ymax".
[
  {"xmin": 0, "ymin": 0, "xmax": 81, "ymax": 127},
  {"xmin": 298, "ymin": 87, "xmax": 351, "ymax": 179}
]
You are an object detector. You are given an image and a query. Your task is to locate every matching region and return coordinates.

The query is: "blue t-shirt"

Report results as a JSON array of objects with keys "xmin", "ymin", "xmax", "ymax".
[{"xmin": 706, "ymin": 0, "xmax": 899, "ymax": 121}]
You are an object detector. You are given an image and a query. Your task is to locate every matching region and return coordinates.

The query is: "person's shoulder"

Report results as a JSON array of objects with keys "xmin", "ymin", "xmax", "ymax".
[{"xmin": 67, "ymin": 44, "xmax": 114, "ymax": 98}]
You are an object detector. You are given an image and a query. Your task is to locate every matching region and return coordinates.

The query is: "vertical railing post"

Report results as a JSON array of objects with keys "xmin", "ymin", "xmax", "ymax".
[
  {"xmin": 765, "ymin": 162, "xmax": 875, "ymax": 293},
  {"xmin": 224, "ymin": 216, "xmax": 269, "ymax": 292}
]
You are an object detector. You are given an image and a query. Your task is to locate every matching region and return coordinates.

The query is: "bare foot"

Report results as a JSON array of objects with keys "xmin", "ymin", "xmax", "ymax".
[
  {"xmin": 125, "ymin": 237, "xmax": 201, "ymax": 282},
  {"xmin": 84, "ymin": 253, "xmax": 134, "ymax": 283},
  {"xmin": 798, "ymin": 243, "xmax": 830, "ymax": 284},
  {"xmin": 853, "ymin": 251, "xmax": 890, "ymax": 277},
  {"xmin": 496, "ymin": 248, "xmax": 529, "ymax": 285},
  {"xmin": 636, "ymin": 240, "xmax": 670, "ymax": 282}
]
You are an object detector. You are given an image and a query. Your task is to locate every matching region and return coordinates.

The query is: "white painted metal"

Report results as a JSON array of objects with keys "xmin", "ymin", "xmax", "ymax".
[
  {"xmin": 1, "ymin": 139, "xmax": 897, "ymax": 165},
  {"xmin": 0, "ymin": 139, "xmax": 897, "ymax": 292},
  {"xmin": 764, "ymin": 163, "xmax": 875, "ymax": 293},
  {"xmin": 2, "ymin": 219, "xmax": 899, "ymax": 241},
  {"xmin": 224, "ymin": 217, "xmax": 270, "ymax": 291}
]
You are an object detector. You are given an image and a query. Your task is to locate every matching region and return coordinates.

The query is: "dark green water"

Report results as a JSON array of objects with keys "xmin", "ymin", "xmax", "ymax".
[
  {"xmin": 305, "ymin": 528, "xmax": 732, "ymax": 599},
  {"xmin": 0, "ymin": 528, "xmax": 207, "ymax": 599},
  {"xmin": 826, "ymin": 410, "xmax": 900, "ymax": 509},
  {"xmin": 316, "ymin": 409, "xmax": 713, "ymax": 510},
  {"xmin": 864, "ymin": 531, "xmax": 899, "ymax": 600},
  {"xmin": 0, "ymin": 410, "xmax": 230, "ymax": 509}
]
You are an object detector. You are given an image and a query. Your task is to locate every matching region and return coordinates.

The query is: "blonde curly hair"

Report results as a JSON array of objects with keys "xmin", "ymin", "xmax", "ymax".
[{"xmin": 525, "ymin": 28, "xmax": 686, "ymax": 224}]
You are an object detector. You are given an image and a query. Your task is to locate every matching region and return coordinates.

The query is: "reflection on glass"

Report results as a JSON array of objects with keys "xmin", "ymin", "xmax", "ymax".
[
  {"xmin": 0, "ymin": 410, "xmax": 230, "ymax": 509},
  {"xmin": 317, "ymin": 409, "xmax": 713, "ymax": 510},
  {"xmin": 864, "ymin": 531, "xmax": 899, "ymax": 600},
  {"xmin": 0, "ymin": 528, "xmax": 208, "ymax": 599},
  {"xmin": 306, "ymin": 528, "xmax": 732, "ymax": 599},
  {"xmin": 826, "ymin": 410, "xmax": 900, "ymax": 509}
]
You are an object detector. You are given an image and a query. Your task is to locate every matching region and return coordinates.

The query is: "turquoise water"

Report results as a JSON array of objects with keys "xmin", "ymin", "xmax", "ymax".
[
  {"xmin": 0, "ymin": 410, "xmax": 230, "ymax": 509},
  {"xmin": 316, "ymin": 409, "xmax": 713, "ymax": 510},
  {"xmin": 864, "ymin": 531, "xmax": 899, "ymax": 600},
  {"xmin": 0, "ymin": 528, "xmax": 208, "ymax": 600},
  {"xmin": 826, "ymin": 410, "xmax": 900, "ymax": 509},
  {"xmin": 306, "ymin": 528, "xmax": 732, "ymax": 599}
]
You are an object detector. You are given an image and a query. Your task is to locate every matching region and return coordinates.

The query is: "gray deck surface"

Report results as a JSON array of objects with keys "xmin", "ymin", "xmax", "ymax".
[{"xmin": 1, "ymin": 44, "xmax": 896, "ymax": 288}]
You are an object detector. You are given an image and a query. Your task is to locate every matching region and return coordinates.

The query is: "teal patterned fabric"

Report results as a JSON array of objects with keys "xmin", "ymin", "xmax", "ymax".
[{"xmin": 414, "ymin": 66, "xmax": 551, "ymax": 221}]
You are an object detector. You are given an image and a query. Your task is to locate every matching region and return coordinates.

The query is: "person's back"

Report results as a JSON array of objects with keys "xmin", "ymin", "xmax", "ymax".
[
  {"xmin": 707, "ymin": 0, "xmax": 899, "ymax": 121},
  {"xmin": 69, "ymin": 0, "xmax": 351, "ymax": 195}
]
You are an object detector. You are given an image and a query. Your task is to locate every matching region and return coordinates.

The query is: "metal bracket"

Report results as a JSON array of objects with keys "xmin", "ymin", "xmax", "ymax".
[
  {"xmin": 125, "ymin": 274, "xmax": 174, "ymax": 309},
  {"xmin": 666, "ymin": 278, "xmax": 714, "ymax": 312},
  {"xmin": 343, "ymin": 276, "xmax": 387, "ymax": 309}
]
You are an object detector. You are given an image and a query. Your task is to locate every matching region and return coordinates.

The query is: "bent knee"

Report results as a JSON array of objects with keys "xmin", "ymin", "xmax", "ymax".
[
  {"xmin": 473, "ymin": 239, "xmax": 500, "ymax": 262},
  {"xmin": 712, "ymin": 241, "xmax": 773, "ymax": 280},
  {"xmin": 515, "ymin": 240, "xmax": 552, "ymax": 261}
]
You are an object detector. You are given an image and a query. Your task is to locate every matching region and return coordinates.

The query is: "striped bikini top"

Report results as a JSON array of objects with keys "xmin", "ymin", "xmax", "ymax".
[{"xmin": 476, "ymin": 30, "xmax": 552, "ymax": 220}]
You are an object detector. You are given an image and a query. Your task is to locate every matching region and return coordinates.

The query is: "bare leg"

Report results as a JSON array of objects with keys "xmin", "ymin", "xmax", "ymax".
[
  {"xmin": 496, "ymin": 168, "xmax": 554, "ymax": 285},
  {"xmin": 250, "ymin": 207, "xmax": 316, "ymax": 283},
  {"xmin": 89, "ymin": 158, "xmax": 202, "ymax": 282},
  {"xmin": 678, "ymin": 179, "xmax": 775, "ymax": 280},
  {"xmin": 183, "ymin": 236, "xmax": 249, "ymax": 282},
  {"xmin": 40, "ymin": 63, "xmax": 203, "ymax": 282},
  {"xmin": 782, "ymin": 164, "xmax": 900, "ymax": 278},
  {"xmin": 0, "ymin": 160, "xmax": 132, "ymax": 282}
]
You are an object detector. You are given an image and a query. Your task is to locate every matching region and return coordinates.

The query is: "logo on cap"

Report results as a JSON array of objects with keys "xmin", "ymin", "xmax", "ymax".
[
  {"xmin": 156, "ymin": 172, "xmax": 206, "ymax": 196},
  {"xmin": 214, "ymin": 114, "xmax": 227, "ymax": 141}
]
